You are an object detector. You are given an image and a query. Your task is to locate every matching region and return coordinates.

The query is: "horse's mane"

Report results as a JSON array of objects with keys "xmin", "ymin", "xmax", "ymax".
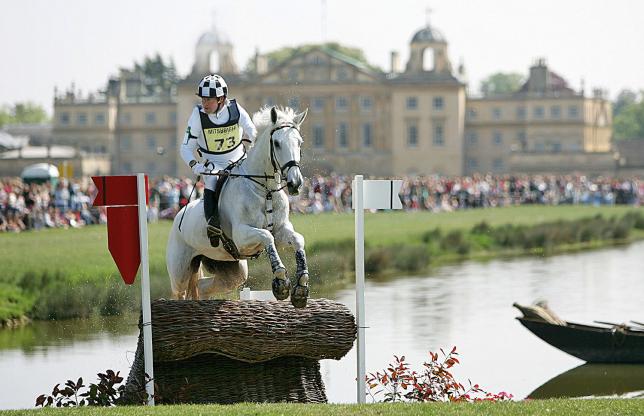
[{"xmin": 252, "ymin": 106, "xmax": 297, "ymax": 133}]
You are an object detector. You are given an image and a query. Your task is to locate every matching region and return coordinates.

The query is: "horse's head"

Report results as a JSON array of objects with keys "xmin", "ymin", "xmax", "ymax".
[{"xmin": 268, "ymin": 107, "xmax": 307, "ymax": 195}]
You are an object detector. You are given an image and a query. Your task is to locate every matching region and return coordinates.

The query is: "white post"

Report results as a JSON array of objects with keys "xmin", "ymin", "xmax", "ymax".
[
  {"xmin": 354, "ymin": 175, "xmax": 366, "ymax": 404},
  {"xmin": 137, "ymin": 173, "xmax": 154, "ymax": 405}
]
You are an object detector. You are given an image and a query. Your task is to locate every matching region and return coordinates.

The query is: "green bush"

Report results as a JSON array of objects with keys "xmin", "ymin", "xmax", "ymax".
[
  {"xmin": 392, "ymin": 245, "xmax": 430, "ymax": 272},
  {"xmin": 0, "ymin": 284, "xmax": 34, "ymax": 323},
  {"xmin": 365, "ymin": 247, "xmax": 393, "ymax": 274},
  {"xmin": 471, "ymin": 220, "xmax": 492, "ymax": 235},
  {"xmin": 421, "ymin": 227, "xmax": 442, "ymax": 243}
]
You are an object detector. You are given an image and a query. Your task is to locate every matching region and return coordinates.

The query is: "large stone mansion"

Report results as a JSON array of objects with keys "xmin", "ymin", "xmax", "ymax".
[{"xmin": 49, "ymin": 22, "xmax": 615, "ymax": 178}]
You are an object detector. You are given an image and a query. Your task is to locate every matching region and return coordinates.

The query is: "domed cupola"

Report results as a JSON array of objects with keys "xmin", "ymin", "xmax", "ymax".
[
  {"xmin": 192, "ymin": 25, "xmax": 239, "ymax": 75},
  {"xmin": 405, "ymin": 18, "xmax": 452, "ymax": 74},
  {"xmin": 411, "ymin": 25, "xmax": 446, "ymax": 44}
]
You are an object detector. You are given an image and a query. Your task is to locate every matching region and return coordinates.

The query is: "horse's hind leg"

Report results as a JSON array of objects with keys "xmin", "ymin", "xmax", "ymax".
[
  {"xmin": 198, "ymin": 258, "xmax": 249, "ymax": 298},
  {"xmin": 166, "ymin": 226, "xmax": 201, "ymax": 299}
]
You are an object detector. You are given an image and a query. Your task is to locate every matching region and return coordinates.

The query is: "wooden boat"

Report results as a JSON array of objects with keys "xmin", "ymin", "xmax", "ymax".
[{"xmin": 514, "ymin": 302, "xmax": 644, "ymax": 363}]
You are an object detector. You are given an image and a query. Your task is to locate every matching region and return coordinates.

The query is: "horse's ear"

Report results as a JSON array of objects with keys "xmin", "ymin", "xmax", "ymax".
[
  {"xmin": 294, "ymin": 108, "xmax": 308, "ymax": 126},
  {"xmin": 270, "ymin": 107, "xmax": 278, "ymax": 124}
]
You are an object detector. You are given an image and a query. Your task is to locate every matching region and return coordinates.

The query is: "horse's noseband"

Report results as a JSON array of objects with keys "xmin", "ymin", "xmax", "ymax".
[{"xmin": 270, "ymin": 124, "xmax": 301, "ymax": 177}]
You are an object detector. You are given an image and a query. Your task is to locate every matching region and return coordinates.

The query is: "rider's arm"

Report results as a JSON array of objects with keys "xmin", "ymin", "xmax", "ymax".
[
  {"xmin": 180, "ymin": 107, "xmax": 201, "ymax": 166},
  {"xmin": 238, "ymin": 104, "xmax": 257, "ymax": 146}
]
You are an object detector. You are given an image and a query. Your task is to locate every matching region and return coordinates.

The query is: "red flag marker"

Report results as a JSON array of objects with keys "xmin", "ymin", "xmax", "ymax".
[{"xmin": 107, "ymin": 206, "xmax": 140, "ymax": 284}]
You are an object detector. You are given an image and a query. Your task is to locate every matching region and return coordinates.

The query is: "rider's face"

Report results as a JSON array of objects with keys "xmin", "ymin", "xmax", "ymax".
[{"xmin": 202, "ymin": 96, "xmax": 224, "ymax": 114}]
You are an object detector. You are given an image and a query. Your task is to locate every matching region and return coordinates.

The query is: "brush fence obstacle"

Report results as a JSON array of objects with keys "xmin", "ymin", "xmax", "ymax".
[{"xmin": 123, "ymin": 298, "xmax": 356, "ymax": 404}]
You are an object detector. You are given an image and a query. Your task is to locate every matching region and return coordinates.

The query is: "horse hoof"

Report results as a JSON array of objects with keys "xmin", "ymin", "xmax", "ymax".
[
  {"xmin": 290, "ymin": 284, "xmax": 309, "ymax": 308},
  {"xmin": 272, "ymin": 277, "xmax": 291, "ymax": 301}
]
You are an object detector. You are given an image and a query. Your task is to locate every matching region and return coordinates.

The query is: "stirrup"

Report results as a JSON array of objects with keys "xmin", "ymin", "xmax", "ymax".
[{"xmin": 206, "ymin": 219, "xmax": 222, "ymax": 247}]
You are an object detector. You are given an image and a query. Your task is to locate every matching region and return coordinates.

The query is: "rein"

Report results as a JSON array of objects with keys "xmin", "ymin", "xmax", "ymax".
[{"xmin": 200, "ymin": 122, "xmax": 300, "ymax": 191}]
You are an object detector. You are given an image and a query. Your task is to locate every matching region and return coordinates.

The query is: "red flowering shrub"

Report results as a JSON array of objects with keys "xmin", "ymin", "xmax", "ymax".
[{"xmin": 366, "ymin": 346, "xmax": 513, "ymax": 403}]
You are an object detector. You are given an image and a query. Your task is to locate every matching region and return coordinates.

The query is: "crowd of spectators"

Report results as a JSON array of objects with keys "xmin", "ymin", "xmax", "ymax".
[{"xmin": 1, "ymin": 173, "xmax": 642, "ymax": 233}]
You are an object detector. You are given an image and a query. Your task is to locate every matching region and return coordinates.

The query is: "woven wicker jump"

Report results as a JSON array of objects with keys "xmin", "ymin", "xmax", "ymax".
[{"xmin": 122, "ymin": 298, "xmax": 356, "ymax": 404}]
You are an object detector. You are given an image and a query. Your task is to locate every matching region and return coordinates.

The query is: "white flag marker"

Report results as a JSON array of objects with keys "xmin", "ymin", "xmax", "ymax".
[{"xmin": 352, "ymin": 176, "xmax": 403, "ymax": 403}]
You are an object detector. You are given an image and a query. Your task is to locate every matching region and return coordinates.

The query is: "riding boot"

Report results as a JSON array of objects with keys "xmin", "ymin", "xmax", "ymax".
[{"xmin": 203, "ymin": 189, "xmax": 221, "ymax": 247}]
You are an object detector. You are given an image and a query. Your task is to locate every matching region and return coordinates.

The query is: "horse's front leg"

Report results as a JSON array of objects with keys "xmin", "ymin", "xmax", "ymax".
[
  {"xmin": 232, "ymin": 224, "xmax": 290, "ymax": 301},
  {"xmin": 275, "ymin": 224, "xmax": 309, "ymax": 308}
]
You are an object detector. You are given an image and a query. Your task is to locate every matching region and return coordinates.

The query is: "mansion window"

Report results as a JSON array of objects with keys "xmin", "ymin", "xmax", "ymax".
[
  {"xmin": 568, "ymin": 105, "xmax": 579, "ymax": 119},
  {"xmin": 492, "ymin": 107, "xmax": 502, "ymax": 120},
  {"xmin": 362, "ymin": 123, "xmax": 372, "ymax": 147},
  {"xmin": 60, "ymin": 112, "xmax": 70, "ymax": 125},
  {"xmin": 335, "ymin": 97, "xmax": 349, "ymax": 112},
  {"xmin": 516, "ymin": 106, "xmax": 526, "ymax": 120},
  {"xmin": 433, "ymin": 123, "xmax": 444, "ymax": 146},
  {"xmin": 146, "ymin": 135, "xmax": 156, "ymax": 150},
  {"xmin": 466, "ymin": 131, "xmax": 478, "ymax": 145},
  {"xmin": 467, "ymin": 158, "xmax": 479, "ymax": 170},
  {"xmin": 119, "ymin": 135, "xmax": 132, "ymax": 151},
  {"xmin": 493, "ymin": 131, "xmax": 503, "ymax": 145},
  {"xmin": 169, "ymin": 112, "xmax": 177, "ymax": 125},
  {"xmin": 407, "ymin": 122, "xmax": 418, "ymax": 147},
  {"xmin": 288, "ymin": 96, "xmax": 300, "ymax": 110},
  {"xmin": 313, "ymin": 125, "xmax": 325, "ymax": 148},
  {"xmin": 433, "ymin": 96, "xmax": 444, "ymax": 110},
  {"xmin": 337, "ymin": 123, "xmax": 348, "ymax": 148},
  {"xmin": 550, "ymin": 105, "xmax": 561, "ymax": 119},
  {"xmin": 145, "ymin": 112, "xmax": 156, "ymax": 125},
  {"xmin": 533, "ymin": 106, "xmax": 544, "ymax": 119},
  {"xmin": 312, "ymin": 97, "xmax": 325, "ymax": 113},
  {"xmin": 77, "ymin": 112, "xmax": 87, "ymax": 125},
  {"xmin": 493, "ymin": 158, "xmax": 504, "ymax": 171},
  {"xmin": 95, "ymin": 113, "xmax": 105, "ymax": 125},
  {"xmin": 406, "ymin": 97, "xmax": 418, "ymax": 110},
  {"xmin": 360, "ymin": 96, "xmax": 373, "ymax": 112},
  {"xmin": 467, "ymin": 108, "xmax": 477, "ymax": 119},
  {"xmin": 337, "ymin": 68, "xmax": 349, "ymax": 81}
]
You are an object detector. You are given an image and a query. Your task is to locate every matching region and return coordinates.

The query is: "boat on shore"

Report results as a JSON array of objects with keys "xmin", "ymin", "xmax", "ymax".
[{"xmin": 514, "ymin": 302, "xmax": 644, "ymax": 364}]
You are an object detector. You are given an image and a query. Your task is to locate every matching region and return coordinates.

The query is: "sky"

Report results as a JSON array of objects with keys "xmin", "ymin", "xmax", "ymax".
[{"xmin": 1, "ymin": 0, "xmax": 643, "ymax": 115}]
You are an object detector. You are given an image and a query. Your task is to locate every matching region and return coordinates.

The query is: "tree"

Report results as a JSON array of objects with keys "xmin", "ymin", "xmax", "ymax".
[
  {"xmin": 613, "ymin": 89, "xmax": 637, "ymax": 118},
  {"xmin": 0, "ymin": 102, "xmax": 49, "ymax": 127},
  {"xmin": 613, "ymin": 91, "xmax": 644, "ymax": 140},
  {"xmin": 479, "ymin": 72, "xmax": 524, "ymax": 96},
  {"xmin": 133, "ymin": 53, "xmax": 178, "ymax": 95}
]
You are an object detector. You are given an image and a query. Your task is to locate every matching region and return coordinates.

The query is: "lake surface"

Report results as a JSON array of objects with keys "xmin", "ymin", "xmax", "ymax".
[{"xmin": 2, "ymin": 241, "xmax": 644, "ymax": 409}]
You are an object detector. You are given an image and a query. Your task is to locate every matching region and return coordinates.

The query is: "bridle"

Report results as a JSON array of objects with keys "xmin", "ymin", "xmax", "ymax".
[{"xmin": 269, "ymin": 123, "xmax": 302, "ymax": 179}]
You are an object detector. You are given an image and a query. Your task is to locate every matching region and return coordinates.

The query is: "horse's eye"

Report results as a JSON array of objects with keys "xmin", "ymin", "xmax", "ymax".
[{"xmin": 274, "ymin": 141, "xmax": 281, "ymax": 148}]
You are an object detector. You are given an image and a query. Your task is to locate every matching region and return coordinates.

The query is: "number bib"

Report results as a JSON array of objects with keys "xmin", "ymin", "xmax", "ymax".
[{"xmin": 203, "ymin": 124, "xmax": 241, "ymax": 153}]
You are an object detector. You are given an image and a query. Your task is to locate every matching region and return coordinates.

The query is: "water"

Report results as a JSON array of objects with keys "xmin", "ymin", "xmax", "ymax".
[{"xmin": 2, "ymin": 242, "xmax": 644, "ymax": 409}]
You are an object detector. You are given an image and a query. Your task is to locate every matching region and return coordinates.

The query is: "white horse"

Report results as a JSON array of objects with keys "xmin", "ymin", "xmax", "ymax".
[{"xmin": 166, "ymin": 106, "xmax": 310, "ymax": 307}]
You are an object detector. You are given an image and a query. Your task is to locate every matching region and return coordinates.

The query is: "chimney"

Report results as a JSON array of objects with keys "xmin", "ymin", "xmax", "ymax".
[
  {"xmin": 528, "ymin": 58, "xmax": 549, "ymax": 95},
  {"xmin": 390, "ymin": 51, "xmax": 401, "ymax": 74}
]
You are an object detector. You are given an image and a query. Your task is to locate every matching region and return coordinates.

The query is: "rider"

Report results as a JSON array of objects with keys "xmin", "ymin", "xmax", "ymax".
[{"xmin": 180, "ymin": 74, "xmax": 257, "ymax": 247}]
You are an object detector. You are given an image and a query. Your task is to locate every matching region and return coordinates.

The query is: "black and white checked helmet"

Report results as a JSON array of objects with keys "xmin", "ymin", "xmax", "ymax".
[{"xmin": 196, "ymin": 74, "xmax": 228, "ymax": 98}]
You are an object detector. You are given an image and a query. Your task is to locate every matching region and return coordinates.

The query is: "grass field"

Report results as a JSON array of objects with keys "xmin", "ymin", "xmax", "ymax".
[
  {"xmin": 1, "ymin": 205, "xmax": 643, "ymax": 323},
  {"xmin": 2, "ymin": 205, "xmax": 642, "ymax": 282},
  {"xmin": 1, "ymin": 399, "xmax": 643, "ymax": 415}
]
